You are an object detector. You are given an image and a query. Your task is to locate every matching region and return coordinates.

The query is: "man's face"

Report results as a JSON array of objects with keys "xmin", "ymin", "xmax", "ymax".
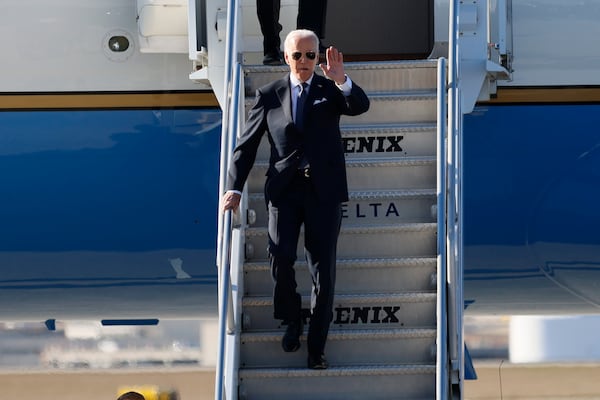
[{"xmin": 285, "ymin": 36, "xmax": 318, "ymax": 82}]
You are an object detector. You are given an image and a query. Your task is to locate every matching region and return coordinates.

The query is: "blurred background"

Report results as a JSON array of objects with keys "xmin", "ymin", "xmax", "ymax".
[{"xmin": 1, "ymin": 315, "xmax": 600, "ymax": 399}]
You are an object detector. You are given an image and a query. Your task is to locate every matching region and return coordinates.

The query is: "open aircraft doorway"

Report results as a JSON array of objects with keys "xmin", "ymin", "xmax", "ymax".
[{"xmin": 325, "ymin": 0, "xmax": 434, "ymax": 60}]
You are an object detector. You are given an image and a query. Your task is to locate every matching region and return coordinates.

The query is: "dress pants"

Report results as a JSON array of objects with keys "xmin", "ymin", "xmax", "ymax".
[
  {"xmin": 268, "ymin": 172, "xmax": 341, "ymax": 356},
  {"xmin": 256, "ymin": 0, "xmax": 328, "ymax": 55},
  {"xmin": 297, "ymin": 0, "xmax": 328, "ymax": 40},
  {"xmin": 256, "ymin": 0, "xmax": 282, "ymax": 55}
]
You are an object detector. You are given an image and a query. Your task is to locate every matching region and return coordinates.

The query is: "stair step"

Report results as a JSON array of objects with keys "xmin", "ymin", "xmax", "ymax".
[
  {"xmin": 241, "ymin": 292, "xmax": 437, "ymax": 331},
  {"xmin": 244, "ymin": 91, "xmax": 437, "ymax": 125},
  {"xmin": 342, "ymin": 122, "xmax": 436, "ymax": 159},
  {"xmin": 244, "ymin": 222, "xmax": 437, "ymax": 261},
  {"xmin": 238, "ymin": 364, "xmax": 436, "ymax": 400},
  {"xmin": 243, "ymin": 256, "xmax": 437, "ymax": 296},
  {"xmin": 343, "ymin": 122, "xmax": 436, "ymax": 134},
  {"xmin": 343, "ymin": 91, "xmax": 437, "ymax": 125},
  {"xmin": 344, "ymin": 60, "xmax": 438, "ymax": 93},
  {"xmin": 247, "ymin": 189, "xmax": 436, "ymax": 227},
  {"xmin": 240, "ymin": 328, "xmax": 436, "ymax": 367},
  {"xmin": 243, "ymin": 59, "xmax": 438, "ymax": 95},
  {"xmin": 253, "ymin": 122, "xmax": 436, "ymax": 162},
  {"xmin": 343, "ymin": 189, "xmax": 437, "ymax": 223},
  {"xmin": 346, "ymin": 157, "xmax": 436, "ymax": 190},
  {"xmin": 247, "ymin": 157, "xmax": 437, "ymax": 193}
]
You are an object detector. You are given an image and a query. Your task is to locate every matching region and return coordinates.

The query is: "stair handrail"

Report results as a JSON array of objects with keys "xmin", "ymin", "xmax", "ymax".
[
  {"xmin": 435, "ymin": 56, "xmax": 449, "ymax": 400},
  {"xmin": 446, "ymin": 0, "xmax": 465, "ymax": 397},
  {"xmin": 215, "ymin": 0, "xmax": 242, "ymax": 399}
]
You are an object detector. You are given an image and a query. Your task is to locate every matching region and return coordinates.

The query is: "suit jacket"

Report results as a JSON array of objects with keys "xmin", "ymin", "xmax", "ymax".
[{"xmin": 226, "ymin": 73, "xmax": 370, "ymax": 204}]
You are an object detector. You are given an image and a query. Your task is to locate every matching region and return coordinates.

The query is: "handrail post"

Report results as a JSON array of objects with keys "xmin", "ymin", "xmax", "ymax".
[
  {"xmin": 214, "ymin": 0, "xmax": 241, "ymax": 399},
  {"xmin": 217, "ymin": 0, "xmax": 241, "ymax": 268},
  {"xmin": 215, "ymin": 210, "xmax": 232, "ymax": 400},
  {"xmin": 225, "ymin": 62, "xmax": 244, "ymax": 336},
  {"xmin": 447, "ymin": 0, "xmax": 463, "ymax": 396},
  {"xmin": 436, "ymin": 57, "xmax": 448, "ymax": 400}
]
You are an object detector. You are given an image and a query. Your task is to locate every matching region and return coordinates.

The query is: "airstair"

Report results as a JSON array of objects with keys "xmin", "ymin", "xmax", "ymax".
[
  {"xmin": 234, "ymin": 60, "xmax": 445, "ymax": 400},
  {"xmin": 198, "ymin": 0, "xmax": 479, "ymax": 398}
]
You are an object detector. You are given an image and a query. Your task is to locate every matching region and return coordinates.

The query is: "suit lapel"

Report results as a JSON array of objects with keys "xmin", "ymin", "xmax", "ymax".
[
  {"xmin": 276, "ymin": 76, "xmax": 293, "ymax": 124},
  {"xmin": 274, "ymin": 74, "xmax": 327, "ymax": 126}
]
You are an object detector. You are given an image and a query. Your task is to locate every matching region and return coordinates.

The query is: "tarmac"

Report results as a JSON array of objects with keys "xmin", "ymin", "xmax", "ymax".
[
  {"xmin": 1, "ymin": 362, "xmax": 599, "ymax": 400},
  {"xmin": 465, "ymin": 361, "xmax": 600, "ymax": 399}
]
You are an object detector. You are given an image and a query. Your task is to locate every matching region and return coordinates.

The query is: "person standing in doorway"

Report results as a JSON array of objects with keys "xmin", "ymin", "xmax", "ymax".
[{"xmin": 257, "ymin": 0, "xmax": 328, "ymax": 65}]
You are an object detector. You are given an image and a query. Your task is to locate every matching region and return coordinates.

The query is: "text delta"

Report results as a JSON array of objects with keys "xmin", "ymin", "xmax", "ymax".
[{"xmin": 341, "ymin": 202, "xmax": 400, "ymax": 219}]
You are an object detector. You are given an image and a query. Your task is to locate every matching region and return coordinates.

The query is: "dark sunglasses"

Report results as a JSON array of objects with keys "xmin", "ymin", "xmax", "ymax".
[{"xmin": 291, "ymin": 51, "xmax": 317, "ymax": 60}]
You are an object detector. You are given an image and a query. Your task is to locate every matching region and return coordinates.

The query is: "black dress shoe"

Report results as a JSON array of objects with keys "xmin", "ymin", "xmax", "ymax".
[
  {"xmin": 307, "ymin": 353, "xmax": 329, "ymax": 369},
  {"xmin": 281, "ymin": 319, "xmax": 302, "ymax": 352},
  {"xmin": 263, "ymin": 51, "xmax": 283, "ymax": 65}
]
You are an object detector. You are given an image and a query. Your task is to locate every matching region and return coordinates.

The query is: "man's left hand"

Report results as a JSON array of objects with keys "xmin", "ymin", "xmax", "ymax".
[{"xmin": 320, "ymin": 46, "xmax": 346, "ymax": 85}]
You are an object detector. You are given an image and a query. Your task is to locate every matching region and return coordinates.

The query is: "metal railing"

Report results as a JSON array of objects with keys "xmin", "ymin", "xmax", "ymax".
[
  {"xmin": 446, "ymin": 0, "xmax": 464, "ymax": 397},
  {"xmin": 435, "ymin": 56, "xmax": 449, "ymax": 400},
  {"xmin": 215, "ymin": 0, "xmax": 243, "ymax": 399}
]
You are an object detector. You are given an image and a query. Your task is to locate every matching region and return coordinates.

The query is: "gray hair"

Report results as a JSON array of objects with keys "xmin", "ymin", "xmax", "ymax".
[{"xmin": 284, "ymin": 29, "xmax": 319, "ymax": 54}]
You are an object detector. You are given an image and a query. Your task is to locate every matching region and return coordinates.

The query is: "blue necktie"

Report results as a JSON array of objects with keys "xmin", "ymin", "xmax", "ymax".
[{"xmin": 296, "ymin": 82, "xmax": 308, "ymax": 131}]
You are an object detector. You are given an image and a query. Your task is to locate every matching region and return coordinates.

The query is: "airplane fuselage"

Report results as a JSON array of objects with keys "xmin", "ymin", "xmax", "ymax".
[{"xmin": 1, "ymin": 0, "xmax": 600, "ymax": 321}]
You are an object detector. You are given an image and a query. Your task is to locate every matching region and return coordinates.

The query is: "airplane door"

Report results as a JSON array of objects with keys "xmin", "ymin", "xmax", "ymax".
[{"xmin": 325, "ymin": 0, "xmax": 434, "ymax": 59}]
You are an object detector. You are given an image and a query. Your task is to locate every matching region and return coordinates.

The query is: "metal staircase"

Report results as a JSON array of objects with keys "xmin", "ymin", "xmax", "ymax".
[
  {"xmin": 188, "ymin": 0, "xmax": 482, "ymax": 396},
  {"xmin": 213, "ymin": 58, "xmax": 451, "ymax": 400}
]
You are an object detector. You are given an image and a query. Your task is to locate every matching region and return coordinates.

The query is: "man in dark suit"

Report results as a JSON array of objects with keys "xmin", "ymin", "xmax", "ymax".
[
  {"xmin": 222, "ymin": 29, "xmax": 369, "ymax": 369},
  {"xmin": 257, "ymin": 0, "xmax": 328, "ymax": 64}
]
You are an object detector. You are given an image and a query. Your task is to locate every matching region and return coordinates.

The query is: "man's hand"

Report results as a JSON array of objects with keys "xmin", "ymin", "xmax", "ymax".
[
  {"xmin": 320, "ymin": 46, "xmax": 346, "ymax": 85},
  {"xmin": 222, "ymin": 191, "xmax": 241, "ymax": 213}
]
